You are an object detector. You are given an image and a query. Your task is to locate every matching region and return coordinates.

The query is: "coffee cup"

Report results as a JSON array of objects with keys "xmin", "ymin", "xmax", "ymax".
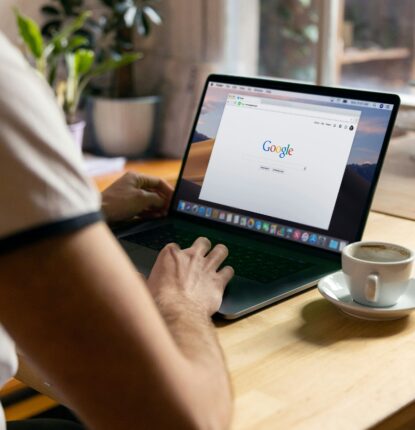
[{"xmin": 342, "ymin": 241, "xmax": 414, "ymax": 307}]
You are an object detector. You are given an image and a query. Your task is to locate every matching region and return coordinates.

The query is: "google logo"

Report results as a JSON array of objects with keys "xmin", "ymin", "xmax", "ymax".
[{"xmin": 262, "ymin": 140, "xmax": 294, "ymax": 159}]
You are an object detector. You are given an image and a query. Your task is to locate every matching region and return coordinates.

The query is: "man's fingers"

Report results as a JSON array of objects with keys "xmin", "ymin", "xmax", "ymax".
[
  {"xmin": 135, "ymin": 174, "xmax": 160, "ymax": 189},
  {"xmin": 205, "ymin": 244, "xmax": 229, "ymax": 270},
  {"xmin": 137, "ymin": 174, "xmax": 174, "ymax": 198},
  {"xmin": 188, "ymin": 237, "xmax": 212, "ymax": 256},
  {"xmin": 140, "ymin": 190, "xmax": 165, "ymax": 210},
  {"xmin": 162, "ymin": 242, "xmax": 181, "ymax": 253},
  {"xmin": 218, "ymin": 266, "xmax": 235, "ymax": 284}
]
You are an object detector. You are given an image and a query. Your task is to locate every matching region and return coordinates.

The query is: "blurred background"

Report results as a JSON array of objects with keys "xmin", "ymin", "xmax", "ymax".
[{"xmin": 1, "ymin": 0, "xmax": 415, "ymax": 157}]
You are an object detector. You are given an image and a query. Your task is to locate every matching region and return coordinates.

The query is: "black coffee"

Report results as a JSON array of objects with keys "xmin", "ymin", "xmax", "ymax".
[{"xmin": 353, "ymin": 244, "xmax": 410, "ymax": 263}]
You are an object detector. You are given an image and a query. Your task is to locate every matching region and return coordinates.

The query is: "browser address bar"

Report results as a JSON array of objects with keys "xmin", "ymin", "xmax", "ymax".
[{"xmin": 256, "ymin": 102, "xmax": 358, "ymax": 123}]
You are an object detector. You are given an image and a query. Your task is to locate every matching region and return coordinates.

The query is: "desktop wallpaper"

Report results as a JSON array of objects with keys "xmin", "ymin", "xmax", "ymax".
[{"xmin": 174, "ymin": 84, "xmax": 394, "ymax": 242}]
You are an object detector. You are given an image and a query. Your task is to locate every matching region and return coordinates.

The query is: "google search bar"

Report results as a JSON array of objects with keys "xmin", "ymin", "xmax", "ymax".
[{"xmin": 242, "ymin": 154, "xmax": 307, "ymax": 173}]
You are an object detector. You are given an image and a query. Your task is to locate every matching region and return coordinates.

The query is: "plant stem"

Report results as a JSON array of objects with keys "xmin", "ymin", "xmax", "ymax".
[{"xmin": 112, "ymin": 26, "xmax": 137, "ymax": 97}]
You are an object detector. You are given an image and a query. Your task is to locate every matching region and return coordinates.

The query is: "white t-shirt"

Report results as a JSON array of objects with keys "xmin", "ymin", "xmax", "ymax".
[{"xmin": 0, "ymin": 33, "xmax": 102, "ymax": 428}]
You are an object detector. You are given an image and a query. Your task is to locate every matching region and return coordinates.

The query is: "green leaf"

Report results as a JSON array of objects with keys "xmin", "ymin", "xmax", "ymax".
[
  {"xmin": 124, "ymin": 6, "xmax": 137, "ymax": 27},
  {"xmin": 88, "ymin": 52, "xmax": 142, "ymax": 78},
  {"xmin": 74, "ymin": 49, "xmax": 95, "ymax": 76},
  {"xmin": 100, "ymin": 0, "xmax": 115, "ymax": 8},
  {"xmin": 45, "ymin": 11, "xmax": 91, "ymax": 58},
  {"xmin": 52, "ymin": 10, "xmax": 91, "ymax": 45},
  {"xmin": 141, "ymin": 13, "xmax": 151, "ymax": 36},
  {"xmin": 143, "ymin": 6, "xmax": 162, "ymax": 25},
  {"xmin": 135, "ymin": 11, "xmax": 147, "ymax": 36},
  {"xmin": 65, "ymin": 48, "xmax": 95, "ymax": 116},
  {"xmin": 47, "ymin": 62, "xmax": 58, "ymax": 86},
  {"xmin": 60, "ymin": 0, "xmax": 83, "ymax": 16},
  {"xmin": 73, "ymin": 29, "xmax": 94, "ymax": 47},
  {"xmin": 41, "ymin": 5, "xmax": 60, "ymax": 15},
  {"xmin": 115, "ymin": 3, "xmax": 130, "ymax": 14},
  {"xmin": 67, "ymin": 35, "xmax": 89, "ymax": 51},
  {"xmin": 14, "ymin": 9, "xmax": 44, "ymax": 59},
  {"xmin": 41, "ymin": 20, "xmax": 62, "ymax": 38}
]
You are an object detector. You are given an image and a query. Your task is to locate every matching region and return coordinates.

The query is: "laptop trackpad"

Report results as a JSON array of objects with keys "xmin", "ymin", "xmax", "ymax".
[{"xmin": 120, "ymin": 239, "xmax": 158, "ymax": 278}]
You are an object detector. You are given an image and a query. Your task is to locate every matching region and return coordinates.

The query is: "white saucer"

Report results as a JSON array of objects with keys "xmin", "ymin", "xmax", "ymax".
[{"xmin": 318, "ymin": 271, "xmax": 415, "ymax": 321}]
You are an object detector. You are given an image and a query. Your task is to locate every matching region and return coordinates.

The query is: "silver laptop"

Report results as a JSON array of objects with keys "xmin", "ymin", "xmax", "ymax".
[{"xmin": 118, "ymin": 74, "xmax": 400, "ymax": 319}]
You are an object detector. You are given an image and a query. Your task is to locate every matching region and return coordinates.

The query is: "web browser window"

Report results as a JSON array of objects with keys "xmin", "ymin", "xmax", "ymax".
[
  {"xmin": 173, "ymin": 80, "xmax": 396, "ymax": 253},
  {"xmin": 199, "ymin": 95, "xmax": 361, "ymax": 229}
]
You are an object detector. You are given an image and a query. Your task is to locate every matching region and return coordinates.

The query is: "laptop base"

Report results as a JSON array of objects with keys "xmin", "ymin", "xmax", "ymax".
[{"xmin": 118, "ymin": 217, "xmax": 340, "ymax": 319}]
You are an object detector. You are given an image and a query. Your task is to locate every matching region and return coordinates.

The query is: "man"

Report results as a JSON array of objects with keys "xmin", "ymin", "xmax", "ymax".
[{"xmin": 0, "ymin": 32, "xmax": 234, "ymax": 430}]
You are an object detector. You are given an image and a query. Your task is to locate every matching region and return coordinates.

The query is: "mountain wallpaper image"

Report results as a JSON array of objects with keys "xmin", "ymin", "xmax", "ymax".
[
  {"xmin": 348, "ymin": 163, "xmax": 377, "ymax": 183},
  {"xmin": 191, "ymin": 131, "xmax": 210, "ymax": 143}
]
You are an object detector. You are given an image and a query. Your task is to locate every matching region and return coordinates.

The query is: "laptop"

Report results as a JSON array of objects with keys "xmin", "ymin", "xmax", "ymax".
[{"xmin": 118, "ymin": 74, "xmax": 400, "ymax": 319}]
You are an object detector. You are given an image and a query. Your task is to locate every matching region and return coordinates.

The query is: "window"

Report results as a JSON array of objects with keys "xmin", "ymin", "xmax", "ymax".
[
  {"xmin": 258, "ymin": 0, "xmax": 415, "ymax": 102},
  {"xmin": 339, "ymin": 0, "xmax": 415, "ymax": 95},
  {"xmin": 259, "ymin": 0, "xmax": 319, "ymax": 82}
]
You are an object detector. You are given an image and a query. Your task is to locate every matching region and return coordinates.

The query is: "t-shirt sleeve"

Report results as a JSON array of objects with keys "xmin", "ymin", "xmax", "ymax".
[{"xmin": 0, "ymin": 33, "xmax": 102, "ymax": 253}]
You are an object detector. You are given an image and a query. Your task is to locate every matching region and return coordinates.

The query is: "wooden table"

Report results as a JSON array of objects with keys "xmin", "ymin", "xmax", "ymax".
[
  {"xmin": 94, "ymin": 158, "xmax": 415, "ymax": 430},
  {"xmin": 221, "ymin": 212, "xmax": 415, "ymax": 430}
]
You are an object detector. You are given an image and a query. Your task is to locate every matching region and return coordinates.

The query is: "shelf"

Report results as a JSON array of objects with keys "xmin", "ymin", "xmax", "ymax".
[{"xmin": 341, "ymin": 47, "xmax": 410, "ymax": 65}]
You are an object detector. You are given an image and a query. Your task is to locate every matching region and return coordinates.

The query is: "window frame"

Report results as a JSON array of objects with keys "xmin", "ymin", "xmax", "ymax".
[{"xmin": 317, "ymin": 0, "xmax": 415, "ymax": 106}]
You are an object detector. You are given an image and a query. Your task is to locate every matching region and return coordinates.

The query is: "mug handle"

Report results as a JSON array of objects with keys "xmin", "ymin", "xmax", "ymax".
[{"xmin": 365, "ymin": 274, "xmax": 379, "ymax": 303}]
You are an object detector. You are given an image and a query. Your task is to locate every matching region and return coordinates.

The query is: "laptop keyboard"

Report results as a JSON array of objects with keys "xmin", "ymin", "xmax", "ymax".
[{"xmin": 123, "ymin": 225, "xmax": 312, "ymax": 283}]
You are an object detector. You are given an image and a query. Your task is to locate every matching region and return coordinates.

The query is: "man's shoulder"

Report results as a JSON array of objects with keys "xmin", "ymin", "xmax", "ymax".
[{"xmin": 0, "ymin": 32, "xmax": 30, "ymax": 73}]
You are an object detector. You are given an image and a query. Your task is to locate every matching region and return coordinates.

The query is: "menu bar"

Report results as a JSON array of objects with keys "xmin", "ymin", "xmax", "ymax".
[
  {"xmin": 209, "ymin": 81, "xmax": 393, "ymax": 111},
  {"xmin": 177, "ymin": 200, "xmax": 348, "ymax": 253}
]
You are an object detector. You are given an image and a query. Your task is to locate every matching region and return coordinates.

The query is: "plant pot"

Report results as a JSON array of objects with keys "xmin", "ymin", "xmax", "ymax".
[
  {"xmin": 67, "ymin": 120, "xmax": 86, "ymax": 154},
  {"xmin": 86, "ymin": 96, "xmax": 160, "ymax": 158}
]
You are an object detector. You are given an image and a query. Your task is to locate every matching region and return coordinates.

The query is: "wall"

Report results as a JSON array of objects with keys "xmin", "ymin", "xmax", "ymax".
[{"xmin": 0, "ymin": 0, "xmax": 43, "ymax": 44}]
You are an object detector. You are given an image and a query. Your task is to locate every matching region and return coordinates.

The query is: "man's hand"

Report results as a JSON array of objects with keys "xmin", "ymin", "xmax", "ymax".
[
  {"xmin": 101, "ymin": 172, "xmax": 174, "ymax": 223},
  {"xmin": 148, "ymin": 238, "xmax": 234, "ymax": 317},
  {"xmin": 147, "ymin": 237, "xmax": 234, "ymax": 425}
]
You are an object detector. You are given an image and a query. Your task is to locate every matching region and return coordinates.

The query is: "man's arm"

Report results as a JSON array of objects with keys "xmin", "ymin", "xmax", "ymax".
[
  {"xmin": 15, "ymin": 353, "xmax": 64, "ymax": 403},
  {"xmin": 148, "ymin": 239, "xmax": 231, "ymax": 366},
  {"xmin": 0, "ymin": 223, "xmax": 233, "ymax": 430}
]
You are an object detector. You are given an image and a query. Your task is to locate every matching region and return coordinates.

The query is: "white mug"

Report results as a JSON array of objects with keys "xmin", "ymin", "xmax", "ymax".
[{"xmin": 342, "ymin": 241, "xmax": 414, "ymax": 307}]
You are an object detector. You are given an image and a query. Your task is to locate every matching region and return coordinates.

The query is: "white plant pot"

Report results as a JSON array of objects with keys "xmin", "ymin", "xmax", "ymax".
[
  {"xmin": 67, "ymin": 120, "xmax": 86, "ymax": 154},
  {"xmin": 88, "ymin": 96, "xmax": 160, "ymax": 157}
]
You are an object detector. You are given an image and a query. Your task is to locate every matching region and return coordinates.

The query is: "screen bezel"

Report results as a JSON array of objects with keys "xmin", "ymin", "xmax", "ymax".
[{"xmin": 169, "ymin": 74, "xmax": 400, "ymax": 251}]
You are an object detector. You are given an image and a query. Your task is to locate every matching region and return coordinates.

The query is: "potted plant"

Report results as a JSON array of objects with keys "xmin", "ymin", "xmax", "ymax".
[
  {"xmin": 41, "ymin": 0, "xmax": 163, "ymax": 157},
  {"xmin": 15, "ymin": 8, "xmax": 140, "ymax": 151}
]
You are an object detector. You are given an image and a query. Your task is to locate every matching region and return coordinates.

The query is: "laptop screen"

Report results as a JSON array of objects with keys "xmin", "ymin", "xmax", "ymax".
[{"xmin": 172, "ymin": 76, "xmax": 399, "ymax": 253}]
